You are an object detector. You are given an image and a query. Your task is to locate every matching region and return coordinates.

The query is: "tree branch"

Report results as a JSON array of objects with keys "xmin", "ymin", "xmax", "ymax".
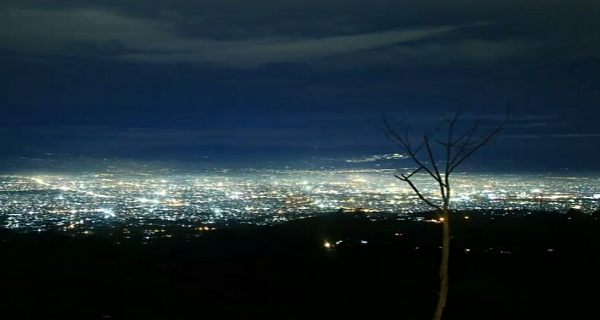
[
  {"xmin": 382, "ymin": 116, "xmax": 442, "ymax": 183},
  {"xmin": 448, "ymin": 120, "xmax": 480, "ymax": 168},
  {"xmin": 395, "ymin": 174, "xmax": 442, "ymax": 210},
  {"xmin": 424, "ymin": 135, "xmax": 447, "ymax": 201},
  {"xmin": 449, "ymin": 108, "xmax": 510, "ymax": 173}
]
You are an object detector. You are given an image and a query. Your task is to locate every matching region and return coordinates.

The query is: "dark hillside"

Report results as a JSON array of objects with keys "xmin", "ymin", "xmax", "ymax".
[{"xmin": 1, "ymin": 212, "xmax": 598, "ymax": 319}]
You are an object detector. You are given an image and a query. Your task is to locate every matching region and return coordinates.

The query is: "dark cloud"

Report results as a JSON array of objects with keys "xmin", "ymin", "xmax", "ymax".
[
  {"xmin": 0, "ymin": 0, "xmax": 598, "ymax": 68},
  {"xmin": 0, "ymin": 5, "xmax": 486, "ymax": 68},
  {"xmin": 0, "ymin": 0, "xmax": 598, "ymax": 170}
]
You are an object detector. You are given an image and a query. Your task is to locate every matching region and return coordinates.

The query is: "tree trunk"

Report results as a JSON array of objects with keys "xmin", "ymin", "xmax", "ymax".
[{"xmin": 432, "ymin": 210, "xmax": 451, "ymax": 320}]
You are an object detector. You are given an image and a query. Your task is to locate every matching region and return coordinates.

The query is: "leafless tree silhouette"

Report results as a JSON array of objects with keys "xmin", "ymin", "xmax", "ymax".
[{"xmin": 381, "ymin": 107, "xmax": 510, "ymax": 320}]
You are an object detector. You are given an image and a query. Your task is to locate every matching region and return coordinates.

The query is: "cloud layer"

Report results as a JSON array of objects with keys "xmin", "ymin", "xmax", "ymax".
[{"xmin": 1, "ymin": 1, "xmax": 598, "ymax": 68}]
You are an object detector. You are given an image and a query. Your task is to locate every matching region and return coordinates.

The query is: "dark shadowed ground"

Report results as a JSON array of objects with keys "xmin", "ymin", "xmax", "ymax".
[{"xmin": 1, "ymin": 211, "xmax": 598, "ymax": 320}]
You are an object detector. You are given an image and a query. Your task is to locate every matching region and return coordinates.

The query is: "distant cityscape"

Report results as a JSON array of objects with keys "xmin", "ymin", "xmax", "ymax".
[{"xmin": 1, "ymin": 160, "xmax": 598, "ymax": 240}]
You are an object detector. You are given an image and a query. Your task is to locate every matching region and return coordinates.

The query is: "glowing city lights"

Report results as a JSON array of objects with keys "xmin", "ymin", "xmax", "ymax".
[{"xmin": 0, "ymin": 172, "xmax": 595, "ymax": 234}]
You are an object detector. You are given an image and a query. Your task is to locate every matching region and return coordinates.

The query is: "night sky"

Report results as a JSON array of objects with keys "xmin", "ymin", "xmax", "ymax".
[{"xmin": 1, "ymin": 1, "xmax": 599, "ymax": 171}]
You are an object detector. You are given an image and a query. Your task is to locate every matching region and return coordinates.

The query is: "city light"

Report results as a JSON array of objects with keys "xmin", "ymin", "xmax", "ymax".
[{"xmin": 0, "ymin": 172, "xmax": 596, "ymax": 235}]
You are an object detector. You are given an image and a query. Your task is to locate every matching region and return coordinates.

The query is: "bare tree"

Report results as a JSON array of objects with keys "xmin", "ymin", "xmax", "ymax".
[{"xmin": 381, "ymin": 107, "xmax": 509, "ymax": 320}]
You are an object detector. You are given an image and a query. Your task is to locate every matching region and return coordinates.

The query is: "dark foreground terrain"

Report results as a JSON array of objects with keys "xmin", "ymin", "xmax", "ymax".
[{"xmin": 1, "ymin": 211, "xmax": 599, "ymax": 320}]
